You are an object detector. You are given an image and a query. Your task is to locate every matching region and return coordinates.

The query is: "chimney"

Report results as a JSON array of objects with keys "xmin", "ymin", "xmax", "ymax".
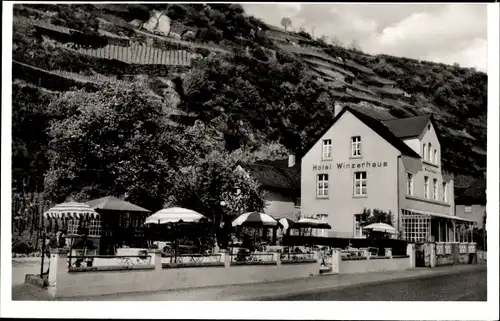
[
  {"xmin": 334, "ymin": 102, "xmax": 344, "ymax": 117},
  {"xmin": 288, "ymin": 154, "xmax": 296, "ymax": 168}
]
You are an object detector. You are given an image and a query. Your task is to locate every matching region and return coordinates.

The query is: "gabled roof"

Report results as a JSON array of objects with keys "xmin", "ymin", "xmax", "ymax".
[
  {"xmin": 455, "ymin": 178, "xmax": 486, "ymax": 205},
  {"xmin": 382, "ymin": 114, "xmax": 431, "ymax": 139},
  {"xmin": 300, "ymin": 107, "xmax": 421, "ymax": 159},
  {"xmin": 240, "ymin": 159, "xmax": 301, "ymax": 191}
]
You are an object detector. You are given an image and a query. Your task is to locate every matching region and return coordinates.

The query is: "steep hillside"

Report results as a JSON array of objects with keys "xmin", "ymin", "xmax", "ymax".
[{"xmin": 12, "ymin": 3, "xmax": 487, "ymax": 193}]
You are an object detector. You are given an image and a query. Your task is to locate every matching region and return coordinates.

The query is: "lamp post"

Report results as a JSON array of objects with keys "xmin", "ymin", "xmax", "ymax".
[{"xmin": 219, "ymin": 200, "xmax": 227, "ymax": 249}]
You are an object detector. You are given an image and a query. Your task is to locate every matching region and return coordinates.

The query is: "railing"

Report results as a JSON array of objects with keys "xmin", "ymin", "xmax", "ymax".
[
  {"xmin": 280, "ymin": 252, "xmax": 315, "ymax": 263},
  {"xmin": 161, "ymin": 253, "xmax": 222, "ymax": 266},
  {"xmin": 444, "ymin": 243, "xmax": 452, "ymax": 255},
  {"xmin": 436, "ymin": 243, "xmax": 445, "ymax": 255},
  {"xmin": 467, "ymin": 243, "xmax": 476, "ymax": 253},
  {"xmin": 67, "ymin": 254, "xmax": 152, "ymax": 269},
  {"xmin": 230, "ymin": 252, "xmax": 276, "ymax": 265},
  {"xmin": 459, "ymin": 243, "xmax": 467, "ymax": 254},
  {"xmin": 341, "ymin": 249, "xmax": 365, "ymax": 259}
]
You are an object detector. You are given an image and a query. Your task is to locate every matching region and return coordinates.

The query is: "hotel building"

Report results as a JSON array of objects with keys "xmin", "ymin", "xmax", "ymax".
[{"xmin": 300, "ymin": 106, "xmax": 475, "ymax": 242}]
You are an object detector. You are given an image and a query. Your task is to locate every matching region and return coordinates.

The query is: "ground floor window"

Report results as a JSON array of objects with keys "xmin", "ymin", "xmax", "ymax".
[
  {"xmin": 67, "ymin": 219, "xmax": 102, "ymax": 237},
  {"xmin": 401, "ymin": 210, "xmax": 430, "ymax": 243},
  {"xmin": 353, "ymin": 214, "xmax": 366, "ymax": 238}
]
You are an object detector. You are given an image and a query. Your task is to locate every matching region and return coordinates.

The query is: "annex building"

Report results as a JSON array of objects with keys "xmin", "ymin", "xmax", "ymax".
[{"xmin": 300, "ymin": 106, "xmax": 475, "ymax": 242}]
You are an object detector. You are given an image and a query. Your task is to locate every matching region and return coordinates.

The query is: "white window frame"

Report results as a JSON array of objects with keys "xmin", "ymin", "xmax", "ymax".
[
  {"xmin": 464, "ymin": 205, "xmax": 472, "ymax": 213},
  {"xmin": 423, "ymin": 143, "xmax": 427, "ymax": 160},
  {"xmin": 67, "ymin": 219, "xmax": 102, "ymax": 237},
  {"xmin": 322, "ymin": 139, "xmax": 332, "ymax": 160},
  {"xmin": 351, "ymin": 136, "xmax": 361, "ymax": 157},
  {"xmin": 353, "ymin": 214, "xmax": 365, "ymax": 238},
  {"xmin": 442, "ymin": 182, "xmax": 448, "ymax": 202},
  {"xmin": 316, "ymin": 174, "xmax": 329, "ymax": 198},
  {"xmin": 424, "ymin": 176, "xmax": 429, "ymax": 199},
  {"xmin": 353, "ymin": 171, "xmax": 367, "ymax": 196},
  {"xmin": 432, "ymin": 178, "xmax": 438, "ymax": 200},
  {"xmin": 406, "ymin": 172, "xmax": 413, "ymax": 196}
]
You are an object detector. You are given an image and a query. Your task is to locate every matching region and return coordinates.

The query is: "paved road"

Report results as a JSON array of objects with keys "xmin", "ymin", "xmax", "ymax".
[{"xmin": 259, "ymin": 268, "xmax": 487, "ymax": 301}]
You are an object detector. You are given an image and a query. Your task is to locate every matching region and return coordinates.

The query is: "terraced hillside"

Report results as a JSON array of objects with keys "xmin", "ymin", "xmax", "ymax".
[{"xmin": 12, "ymin": 3, "xmax": 487, "ymax": 191}]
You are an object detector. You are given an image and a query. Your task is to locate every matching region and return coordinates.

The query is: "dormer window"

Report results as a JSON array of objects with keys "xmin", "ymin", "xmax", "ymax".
[
  {"xmin": 322, "ymin": 139, "xmax": 332, "ymax": 160},
  {"xmin": 423, "ymin": 143, "xmax": 427, "ymax": 160},
  {"xmin": 428, "ymin": 143, "xmax": 432, "ymax": 162},
  {"xmin": 433, "ymin": 149, "xmax": 438, "ymax": 165}
]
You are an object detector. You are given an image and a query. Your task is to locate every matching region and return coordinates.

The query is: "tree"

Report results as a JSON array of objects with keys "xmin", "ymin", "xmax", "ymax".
[
  {"xmin": 165, "ymin": 148, "xmax": 266, "ymax": 247},
  {"xmin": 361, "ymin": 208, "xmax": 394, "ymax": 226},
  {"xmin": 43, "ymin": 82, "xmax": 192, "ymax": 211},
  {"xmin": 280, "ymin": 17, "xmax": 292, "ymax": 31},
  {"xmin": 348, "ymin": 39, "xmax": 362, "ymax": 51}
]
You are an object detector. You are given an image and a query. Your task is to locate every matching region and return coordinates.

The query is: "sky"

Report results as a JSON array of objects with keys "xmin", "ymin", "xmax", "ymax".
[{"xmin": 242, "ymin": 3, "xmax": 487, "ymax": 72}]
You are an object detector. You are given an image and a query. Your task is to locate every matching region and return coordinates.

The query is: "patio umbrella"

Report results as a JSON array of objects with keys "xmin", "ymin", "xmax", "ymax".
[
  {"xmin": 86, "ymin": 196, "xmax": 150, "ymax": 212},
  {"xmin": 278, "ymin": 218, "xmax": 295, "ymax": 231},
  {"xmin": 43, "ymin": 202, "xmax": 99, "ymax": 220},
  {"xmin": 294, "ymin": 217, "xmax": 331, "ymax": 229},
  {"xmin": 363, "ymin": 222, "xmax": 397, "ymax": 234},
  {"xmin": 144, "ymin": 207, "xmax": 210, "ymax": 225},
  {"xmin": 232, "ymin": 212, "xmax": 278, "ymax": 227}
]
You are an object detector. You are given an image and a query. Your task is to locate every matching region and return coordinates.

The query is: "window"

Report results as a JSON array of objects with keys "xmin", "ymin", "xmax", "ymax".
[
  {"xmin": 401, "ymin": 210, "xmax": 431, "ymax": 243},
  {"xmin": 351, "ymin": 136, "xmax": 361, "ymax": 157},
  {"xmin": 424, "ymin": 176, "xmax": 429, "ymax": 198},
  {"xmin": 428, "ymin": 143, "xmax": 432, "ymax": 162},
  {"xmin": 406, "ymin": 173, "xmax": 413, "ymax": 195},
  {"xmin": 433, "ymin": 149, "xmax": 438, "ymax": 165},
  {"xmin": 423, "ymin": 143, "xmax": 427, "ymax": 160},
  {"xmin": 354, "ymin": 214, "xmax": 365, "ymax": 238},
  {"xmin": 432, "ymin": 178, "xmax": 438, "ymax": 200},
  {"xmin": 317, "ymin": 174, "xmax": 329, "ymax": 198},
  {"xmin": 464, "ymin": 205, "xmax": 472, "ymax": 213},
  {"xmin": 88, "ymin": 219, "xmax": 102, "ymax": 237},
  {"xmin": 294, "ymin": 198, "xmax": 301, "ymax": 208},
  {"xmin": 322, "ymin": 139, "xmax": 332, "ymax": 159},
  {"xmin": 67, "ymin": 219, "xmax": 102, "ymax": 237},
  {"xmin": 353, "ymin": 172, "xmax": 367, "ymax": 196},
  {"xmin": 442, "ymin": 182, "xmax": 448, "ymax": 202}
]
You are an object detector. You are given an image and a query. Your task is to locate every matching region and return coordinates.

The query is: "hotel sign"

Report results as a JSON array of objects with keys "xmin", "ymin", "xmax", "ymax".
[
  {"xmin": 424, "ymin": 166, "xmax": 437, "ymax": 174},
  {"xmin": 313, "ymin": 161, "xmax": 388, "ymax": 171}
]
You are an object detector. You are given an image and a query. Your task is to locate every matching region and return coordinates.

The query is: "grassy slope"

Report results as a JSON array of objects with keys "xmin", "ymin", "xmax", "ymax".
[{"xmin": 12, "ymin": 4, "xmax": 486, "ymax": 188}]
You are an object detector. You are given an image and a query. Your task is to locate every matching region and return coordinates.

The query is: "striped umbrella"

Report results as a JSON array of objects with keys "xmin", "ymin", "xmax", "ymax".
[
  {"xmin": 144, "ymin": 207, "xmax": 209, "ymax": 225},
  {"xmin": 43, "ymin": 202, "xmax": 100, "ymax": 220},
  {"xmin": 363, "ymin": 222, "xmax": 397, "ymax": 234},
  {"xmin": 294, "ymin": 217, "xmax": 331, "ymax": 229},
  {"xmin": 278, "ymin": 218, "xmax": 295, "ymax": 230},
  {"xmin": 232, "ymin": 212, "xmax": 278, "ymax": 227}
]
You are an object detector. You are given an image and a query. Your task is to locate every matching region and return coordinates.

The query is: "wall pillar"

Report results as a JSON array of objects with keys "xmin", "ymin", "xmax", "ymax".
[
  {"xmin": 331, "ymin": 248, "xmax": 341, "ymax": 274},
  {"xmin": 406, "ymin": 244, "xmax": 415, "ymax": 268},
  {"xmin": 429, "ymin": 243, "xmax": 437, "ymax": 268},
  {"xmin": 452, "ymin": 243, "xmax": 459, "ymax": 265},
  {"xmin": 222, "ymin": 250, "xmax": 230, "ymax": 268},
  {"xmin": 47, "ymin": 248, "xmax": 69, "ymax": 299},
  {"xmin": 148, "ymin": 249, "xmax": 162, "ymax": 270},
  {"xmin": 273, "ymin": 252, "xmax": 281, "ymax": 266}
]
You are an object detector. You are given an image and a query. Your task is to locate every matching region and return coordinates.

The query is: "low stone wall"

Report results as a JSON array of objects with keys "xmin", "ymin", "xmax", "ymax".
[
  {"xmin": 433, "ymin": 242, "xmax": 477, "ymax": 267},
  {"xmin": 322, "ymin": 244, "xmax": 415, "ymax": 274},
  {"xmin": 339, "ymin": 256, "xmax": 412, "ymax": 274},
  {"xmin": 47, "ymin": 249, "xmax": 320, "ymax": 299}
]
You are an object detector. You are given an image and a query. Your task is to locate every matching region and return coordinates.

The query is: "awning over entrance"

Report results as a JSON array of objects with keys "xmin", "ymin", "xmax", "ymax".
[{"xmin": 402, "ymin": 208, "xmax": 475, "ymax": 224}]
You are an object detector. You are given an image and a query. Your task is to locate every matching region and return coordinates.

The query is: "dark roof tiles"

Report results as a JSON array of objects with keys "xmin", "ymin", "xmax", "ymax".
[{"xmin": 382, "ymin": 114, "xmax": 431, "ymax": 139}]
